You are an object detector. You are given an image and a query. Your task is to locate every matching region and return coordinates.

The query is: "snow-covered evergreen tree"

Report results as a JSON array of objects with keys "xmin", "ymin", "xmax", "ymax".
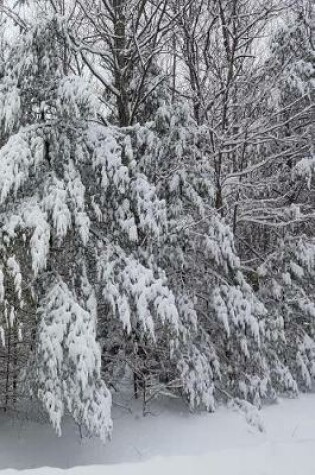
[
  {"xmin": 0, "ymin": 12, "xmax": 114, "ymax": 438},
  {"xmin": 255, "ymin": 0, "xmax": 315, "ymax": 394},
  {"xmin": 124, "ymin": 97, "xmax": 272, "ymax": 408}
]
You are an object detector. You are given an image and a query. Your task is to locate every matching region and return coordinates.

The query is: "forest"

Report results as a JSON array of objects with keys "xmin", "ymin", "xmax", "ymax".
[{"xmin": 0, "ymin": 0, "xmax": 314, "ymax": 443}]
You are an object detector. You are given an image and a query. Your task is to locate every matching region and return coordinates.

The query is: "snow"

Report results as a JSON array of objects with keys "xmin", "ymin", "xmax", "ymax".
[{"xmin": 1, "ymin": 395, "xmax": 315, "ymax": 474}]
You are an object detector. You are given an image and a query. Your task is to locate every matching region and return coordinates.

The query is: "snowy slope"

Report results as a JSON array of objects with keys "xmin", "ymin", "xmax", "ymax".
[{"xmin": 1, "ymin": 395, "xmax": 315, "ymax": 474}]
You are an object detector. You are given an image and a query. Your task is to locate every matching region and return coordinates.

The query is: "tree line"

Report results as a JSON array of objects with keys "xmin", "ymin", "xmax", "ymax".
[{"xmin": 0, "ymin": 0, "xmax": 314, "ymax": 440}]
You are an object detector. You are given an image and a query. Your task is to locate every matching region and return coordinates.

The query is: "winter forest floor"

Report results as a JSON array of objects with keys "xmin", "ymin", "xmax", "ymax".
[{"xmin": 1, "ymin": 395, "xmax": 315, "ymax": 474}]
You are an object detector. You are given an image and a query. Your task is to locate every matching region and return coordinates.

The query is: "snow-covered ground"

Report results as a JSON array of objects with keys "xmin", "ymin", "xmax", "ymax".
[{"xmin": 1, "ymin": 394, "xmax": 315, "ymax": 474}]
